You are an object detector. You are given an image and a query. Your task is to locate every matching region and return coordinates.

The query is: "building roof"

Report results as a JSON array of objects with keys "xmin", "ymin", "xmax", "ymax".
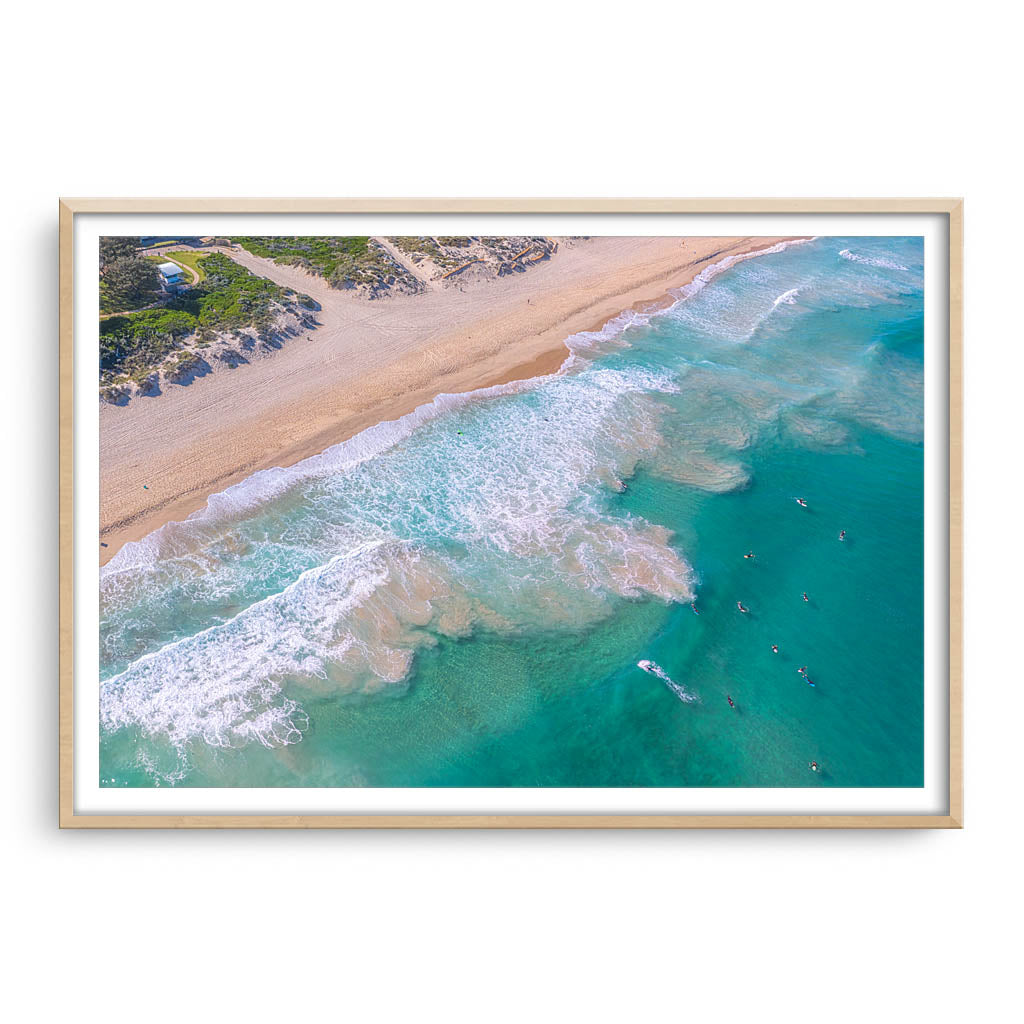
[{"xmin": 158, "ymin": 262, "xmax": 184, "ymax": 277}]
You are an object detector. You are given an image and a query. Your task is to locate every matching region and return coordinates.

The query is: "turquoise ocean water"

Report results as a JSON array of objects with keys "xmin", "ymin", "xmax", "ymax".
[{"xmin": 99, "ymin": 237, "xmax": 924, "ymax": 788}]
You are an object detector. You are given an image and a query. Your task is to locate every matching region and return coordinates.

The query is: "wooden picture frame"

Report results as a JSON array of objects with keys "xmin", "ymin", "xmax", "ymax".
[{"xmin": 60, "ymin": 198, "xmax": 962, "ymax": 828}]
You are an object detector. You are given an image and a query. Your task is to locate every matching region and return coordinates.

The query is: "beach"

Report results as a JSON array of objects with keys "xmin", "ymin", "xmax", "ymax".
[
  {"xmin": 99, "ymin": 236, "xmax": 925, "ymax": 788},
  {"xmin": 99, "ymin": 235, "xmax": 803, "ymax": 563}
]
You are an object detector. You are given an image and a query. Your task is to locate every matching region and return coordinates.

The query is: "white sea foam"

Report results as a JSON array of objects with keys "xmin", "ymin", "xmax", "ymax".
[
  {"xmin": 105, "ymin": 238, "xmax": 812, "ymax": 584},
  {"xmin": 839, "ymin": 248, "xmax": 909, "ymax": 272},
  {"xmin": 563, "ymin": 239, "xmax": 814, "ymax": 355},
  {"xmin": 101, "ymin": 234, "xmax": 922, "ymax": 771},
  {"xmin": 642, "ymin": 661, "xmax": 699, "ymax": 704},
  {"xmin": 101, "ymin": 358, "xmax": 701, "ymax": 755},
  {"xmin": 101, "ymin": 540, "xmax": 423, "ymax": 751},
  {"xmin": 102, "ymin": 374, "xmax": 566, "ymax": 580},
  {"xmin": 102, "ymin": 514, "xmax": 697, "ymax": 752},
  {"xmin": 671, "ymin": 239, "xmax": 813, "ymax": 304},
  {"xmin": 772, "ymin": 287, "xmax": 801, "ymax": 308},
  {"xmin": 564, "ymin": 308, "xmax": 656, "ymax": 354},
  {"xmin": 134, "ymin": 746, "xmax": 191, "ymax": 786}
]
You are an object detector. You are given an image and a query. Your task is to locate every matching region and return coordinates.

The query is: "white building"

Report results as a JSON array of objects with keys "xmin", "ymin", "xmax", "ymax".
[{"xmin": 158, "ymin": 262, "xmax": 186, "ymax": 292}]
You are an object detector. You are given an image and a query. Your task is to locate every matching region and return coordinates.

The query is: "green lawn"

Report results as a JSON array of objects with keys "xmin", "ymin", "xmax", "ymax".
[{"xmin": 165, "ymin": 250, "xmax": 211, "ymax": 283}]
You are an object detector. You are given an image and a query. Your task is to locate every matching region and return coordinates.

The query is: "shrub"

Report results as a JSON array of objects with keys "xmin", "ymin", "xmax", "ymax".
[
  {"xmin": 232, "ymin": 236, "xmax": 371, "ymax": 279},
  {"xmin": 98, "ymin": 251, "xmax": 286, "ymax": 387},
  {"xmin": 103, "ymin": 256, "xmax": 160, "ymax": 309}
]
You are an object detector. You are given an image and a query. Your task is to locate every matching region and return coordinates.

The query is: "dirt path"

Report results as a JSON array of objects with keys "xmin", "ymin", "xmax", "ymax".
[
  {"xmin": 100, "ymin": 300, "xmax": 163, "ymax": 320},
  {"xmin": 165, "ymin": 255, "xmax": 200, "ymax": 285}
]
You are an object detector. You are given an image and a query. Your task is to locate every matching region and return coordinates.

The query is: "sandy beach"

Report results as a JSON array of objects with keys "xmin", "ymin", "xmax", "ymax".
[{"xmin": 99, "ymin": 235, "xmax": 804, "ymax": 564}]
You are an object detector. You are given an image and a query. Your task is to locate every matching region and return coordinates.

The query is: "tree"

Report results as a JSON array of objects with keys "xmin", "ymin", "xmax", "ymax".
[
  {"xmin": 103, "ymin": 257, "xmax": 159, "ymax": 309},
  {"xmin": 100, "ymin": 236, "xmax": 142, "ymax": 269}
]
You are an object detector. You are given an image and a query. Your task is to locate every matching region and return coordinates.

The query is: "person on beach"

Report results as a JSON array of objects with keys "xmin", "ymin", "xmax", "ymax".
[{"xmin": 737, "ymin": 601, "xmax": 749, "ymax": 613}]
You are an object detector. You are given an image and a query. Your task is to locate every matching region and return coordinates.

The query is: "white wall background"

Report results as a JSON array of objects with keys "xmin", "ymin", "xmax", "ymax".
[{"xmin": 2, "ymin": 2, "xmax": 1018, "ymax": 1020}]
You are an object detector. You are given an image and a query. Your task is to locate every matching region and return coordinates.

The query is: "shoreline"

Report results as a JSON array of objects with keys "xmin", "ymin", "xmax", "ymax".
[{"xmin": 100, "ymin": 236, "xmax": 808, "ymax": 565}]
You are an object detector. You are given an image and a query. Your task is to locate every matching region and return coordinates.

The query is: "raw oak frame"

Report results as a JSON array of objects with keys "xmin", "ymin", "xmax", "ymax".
[{"xmin": 59, "ymin": 198, "xmax": 963, "ymax": 829}]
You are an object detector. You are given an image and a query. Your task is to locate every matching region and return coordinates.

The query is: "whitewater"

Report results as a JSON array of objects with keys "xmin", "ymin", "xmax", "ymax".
[{"xmin": 99, "ymin": 236, "xmax": 925, "ymax": 788}]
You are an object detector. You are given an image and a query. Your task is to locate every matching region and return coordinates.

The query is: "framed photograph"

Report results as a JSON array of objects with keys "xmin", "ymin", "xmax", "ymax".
[{"xmin": 59, "ymin": 198, "xmax": 962, "ymax": 828}]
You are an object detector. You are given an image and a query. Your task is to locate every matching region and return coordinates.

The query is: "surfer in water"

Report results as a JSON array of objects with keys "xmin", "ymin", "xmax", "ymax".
[
  {"xmin": 743, "ymin": 550, "xmax": 755, "ymax": 560},
  {"xmin": 795, "ymin": 497, "xmax": 808, "ymax": 508},
  {"xmin": 802, "ymin": 592, "xmax": 809, "ymax": 602},
  {"xmin": 809, "ymin": 761, "xmax": 820, "ymax": 773},
  {"xmin": 727, "ymin": 695, "xmax": 735, "ymax": 708},
  {"xmin": 771, "ymin": 644, "xmax": 779, "ymax": 654},
  {"xmin": 737, "ymin": 601, "xmax": 749, "ymax": 614},
  {"xmin": 839, "ymin": 529, "xmax": 846, "ymax": 541},
  {"xmin": 798, "ymin": 666, "xmax": 807, "ymax": 675},
  {"xmin": 691, "ymin": 601, "xmax": 699, "ymax": 615}
]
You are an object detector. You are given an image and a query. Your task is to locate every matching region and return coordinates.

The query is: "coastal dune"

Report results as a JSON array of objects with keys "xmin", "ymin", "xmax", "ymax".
[{"xmin": 100, "ymin": 236, "xmax": 803, "ymax": 564}]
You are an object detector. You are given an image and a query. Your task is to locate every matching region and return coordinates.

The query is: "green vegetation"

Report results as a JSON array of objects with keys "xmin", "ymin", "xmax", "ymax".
[
  {"xmin": 99, "ymin": 253, "xmax": 286, "ymax": 384},
  {"xmin": 99, "ymin": 237, "xmax": 161, "ymax": 314},
  {"xmin": 102, "ymin": 308, "xmax": 197, "ymax": 342},
  {"xmin": 165, "ymin": 250, "xmax": 211, "ymax": 283},
  {"xmin": 101, "ymin": 254, "xmax": 160, "ymax": 312},
  {"xmin": 231, "ymin": 236, "xmax": 415, "ymax": 292},
  {"xmin": 99, "ymin": 236, "xmax": 142, "ymax": 269},
  {"xmin": 391, "ymin": 236, "xmax": 465, "ymax": 269},
  {"xmin": 233, "ymin": 236, "xmax": 370, "ymax": 278},
  {"xmin": 191, "ymin": 253, "xmax": 284, "ymax": 329}
]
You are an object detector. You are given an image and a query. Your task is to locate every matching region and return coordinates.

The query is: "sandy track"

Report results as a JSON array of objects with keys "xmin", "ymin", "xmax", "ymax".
[
  {"xmin": 371, "ymin": 237, "xmax": 437, "ymax": 290},
  {"xmin": 99, "ymin": 236, "xmax": 802, "ymax": 564}
]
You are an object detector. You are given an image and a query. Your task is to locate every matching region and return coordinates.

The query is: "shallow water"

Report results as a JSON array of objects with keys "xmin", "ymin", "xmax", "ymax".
[{"xmin": 99, "ymin": 237, "xmax": 924, "ymax": 787}]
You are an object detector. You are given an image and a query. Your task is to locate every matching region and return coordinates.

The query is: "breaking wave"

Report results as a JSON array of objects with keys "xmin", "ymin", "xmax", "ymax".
[
  {"xmin": 99, "ymin": 235, "xmax": 923, "ymax": 776},
  {"xmin": 839, "ymin": 248, "xmax": 909, "ymax": 271},
  {"xmin": 101, "ymin": 359, "xmax": 699, "ymax": 757}
]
